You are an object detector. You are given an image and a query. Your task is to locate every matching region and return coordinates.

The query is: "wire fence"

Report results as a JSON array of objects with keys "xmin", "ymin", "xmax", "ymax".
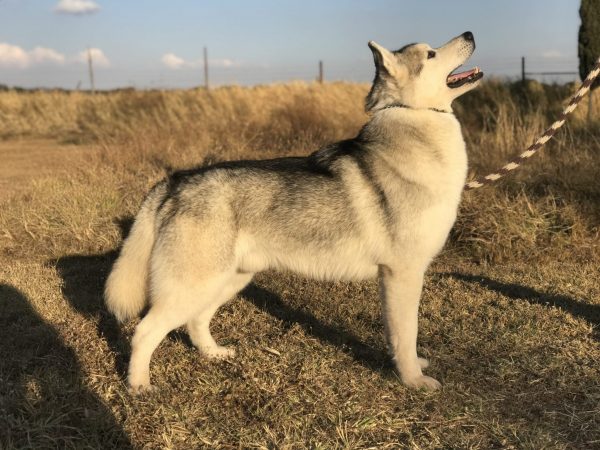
[{"xmin": 0, "ymin": 55, "xmax": 583, "ymax": 90}]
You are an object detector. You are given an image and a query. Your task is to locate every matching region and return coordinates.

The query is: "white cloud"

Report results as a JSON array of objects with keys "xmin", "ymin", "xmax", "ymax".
[
  {"xmin": 75, "ymin": 48, "xmax": 110, "ymax": 67},
  {"xmin": 0, "ymin": 43, "xmax": 30, "ymax": 68},
  {"xmin": 541, "ymin": 50, "xmax": 563, "ymax": 59},
  {"xmin": 161, "ymin": 53, "xmax": 186, "ymax": 69},
  {"xmin": 0, "ymin": 43, "xmax": 66, "ymax": 68},
  {"xmin": 161, "ymin": 53, "xmax": 239, "ymax": 70},
  {"xmin": 0, "ymin": 43, "xmax": 110, "ymax": 70},
  {"xmin": 54, "ymin": 0, "xmax": 100, "ymax": 15},
  {"xmin": 211, "ymin": 58, "xmax": 236, "ymax": 68},
  {"xmin": 30, "ymin": 47, "xmax": 66, "ymax": 65}
]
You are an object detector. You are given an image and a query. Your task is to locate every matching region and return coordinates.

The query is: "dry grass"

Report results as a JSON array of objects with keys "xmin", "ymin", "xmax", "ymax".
[{"xmin": 0, "ymin": 81, "xmax": 599, "ymax": 449}]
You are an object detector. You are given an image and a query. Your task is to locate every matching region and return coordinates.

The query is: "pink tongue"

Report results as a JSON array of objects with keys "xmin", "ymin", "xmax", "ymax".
[{"xmin": 447, "ymin": 69, "xmax": 475, "ymax": 83}]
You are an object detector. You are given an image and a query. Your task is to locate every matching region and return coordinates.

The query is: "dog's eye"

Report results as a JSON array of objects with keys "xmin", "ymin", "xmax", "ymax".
[{"xmin": 427, "ymin": 50, "xmax": 436, "ymax": 59}]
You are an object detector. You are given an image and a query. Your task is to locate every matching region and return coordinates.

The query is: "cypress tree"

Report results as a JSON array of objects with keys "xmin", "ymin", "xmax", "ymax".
[{"xmin": 579, "ymin": 0, "xmax": 600, "ymax": 89}]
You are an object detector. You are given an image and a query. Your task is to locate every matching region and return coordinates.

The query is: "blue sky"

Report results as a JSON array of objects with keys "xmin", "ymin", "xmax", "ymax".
[{"xmin": 0, "ymin": 0, "xmax": 581, "ymax": 89}]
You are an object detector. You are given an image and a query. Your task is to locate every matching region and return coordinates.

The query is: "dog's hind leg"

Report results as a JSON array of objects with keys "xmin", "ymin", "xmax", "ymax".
[
  {"xmin": 128, "ymin": 270, "xmax": 238, "ymax": 393},
  {"xmin": 128, "ymin": 247, "xmax": 240, "ymax": 394},
  {"xmin": 187, "ymin": 272, "xmax": 254, "ymax": 359},
  {"xmin": 127, "ymin": 302, "xmax": 189, "ymax": 393}
]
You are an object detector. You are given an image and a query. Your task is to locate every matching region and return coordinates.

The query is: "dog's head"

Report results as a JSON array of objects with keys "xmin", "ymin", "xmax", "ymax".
[{"xmin": 366, "ymin": 31, "xmax": 483, "ymax": 112}]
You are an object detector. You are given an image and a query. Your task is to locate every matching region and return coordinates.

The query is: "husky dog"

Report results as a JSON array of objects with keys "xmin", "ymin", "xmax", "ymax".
[{"xmin": 105, "ymin": 32, "xmax": 483, "ymax": 392}]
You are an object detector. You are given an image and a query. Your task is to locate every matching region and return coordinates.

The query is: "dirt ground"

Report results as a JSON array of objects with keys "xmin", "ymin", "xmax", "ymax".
[{"xmin": 0, "ymin": 140, "xmax": 96, "ymax": 200}]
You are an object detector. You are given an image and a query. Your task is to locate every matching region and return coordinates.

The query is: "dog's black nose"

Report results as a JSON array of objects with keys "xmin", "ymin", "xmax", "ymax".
[{"xmin": 462, "ymin": 31, "xmax": 474, "ymax": 41}]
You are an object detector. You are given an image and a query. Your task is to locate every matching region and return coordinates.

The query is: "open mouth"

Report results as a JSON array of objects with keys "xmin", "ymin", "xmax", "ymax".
[{"xmin": 446, "ymin": 66, "xmax": 484, "ymax": 88}]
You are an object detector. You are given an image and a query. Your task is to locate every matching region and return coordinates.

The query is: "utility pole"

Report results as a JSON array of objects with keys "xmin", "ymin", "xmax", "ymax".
[
  {"xmin": 318, "ymin": 60, "xmax": 323, "ymax": 83},
  {"xmin": 87, "ymin": 48, "xmax": 95, "ymax": 94},
  {"xmin": 203, "ymin": 46, "xmax": 209, "ymax": 89},
  {"xmin": 521, "ymin": 56, "xmax": 525, "ymax": 82}
]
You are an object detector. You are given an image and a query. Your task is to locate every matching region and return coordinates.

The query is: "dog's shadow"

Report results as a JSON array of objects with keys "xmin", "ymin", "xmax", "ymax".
[
  {"xmin": 54, "ymin": 216, "xmax": 599, "ymax": 383},
  {"xmin": 443, "ymin": 272, "xmax": 600, "ymax": 341},
  {"xmin": 52, "ymin": 217, "xmax": 389, "ymax": 376},
  {"xmin": 53, "ymin": 249, "xmax": 130, "ymax": 373},
  {"xmin": 241, "ymin": 283, "xmax": 389, "ymax": 369},
  {"xmin": 52, "ymin": 218, "xmax": 134, "ymax": 377}
]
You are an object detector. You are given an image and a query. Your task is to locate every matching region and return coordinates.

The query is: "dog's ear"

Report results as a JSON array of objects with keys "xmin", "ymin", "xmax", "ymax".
[{"xmin": 368, "ymin": 41, "xmax": 401, "ymax": 77}]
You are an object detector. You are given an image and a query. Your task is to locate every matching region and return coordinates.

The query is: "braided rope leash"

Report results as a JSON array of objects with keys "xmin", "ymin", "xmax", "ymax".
[{"xmin": 464, "ymin": 57, "xmax": 600, "ymax": 190}]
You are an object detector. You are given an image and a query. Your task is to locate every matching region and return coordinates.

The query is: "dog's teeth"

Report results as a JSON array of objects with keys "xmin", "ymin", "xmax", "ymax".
[{"xmin": 474, "ymin": 66, "xmax": 480, "ymax": 74}]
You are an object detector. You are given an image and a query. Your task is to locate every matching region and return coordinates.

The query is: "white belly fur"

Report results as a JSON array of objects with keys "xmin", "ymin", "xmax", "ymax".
[{"xmin": 235, "ymin": 232, "xmax": 379, "ymax": 281}]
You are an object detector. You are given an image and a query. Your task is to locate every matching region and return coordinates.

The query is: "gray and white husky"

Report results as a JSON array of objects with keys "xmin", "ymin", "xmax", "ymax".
[{"xmin": 105, "ymin": 32, "xmax": 483, "ymax": 392}]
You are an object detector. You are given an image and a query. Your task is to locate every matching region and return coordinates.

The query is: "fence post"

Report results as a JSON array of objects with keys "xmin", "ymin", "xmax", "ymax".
[
  {"xmin": 521, "ymin": 56, "xmax": 525, "ymax": 82},
  {"xmin": 318, "ymin": 60, "xmax": 323, "ymax": 83}
]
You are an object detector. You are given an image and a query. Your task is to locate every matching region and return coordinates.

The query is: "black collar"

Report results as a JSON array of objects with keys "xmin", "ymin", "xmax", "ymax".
[{"xmin": 380, "ymin": 102, "xmax": 452, "ymax": 115}]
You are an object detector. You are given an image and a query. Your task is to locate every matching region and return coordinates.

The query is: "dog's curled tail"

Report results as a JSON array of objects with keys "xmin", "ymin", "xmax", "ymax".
[{"xmin": 105, "ymin": 182, "xmax": 166, "ymax": 322}]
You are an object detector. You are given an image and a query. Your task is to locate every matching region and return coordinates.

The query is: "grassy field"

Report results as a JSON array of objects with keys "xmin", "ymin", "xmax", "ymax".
[{"xmin": 0, "ymin": 81, "xmax": 599, "ymax": 449}]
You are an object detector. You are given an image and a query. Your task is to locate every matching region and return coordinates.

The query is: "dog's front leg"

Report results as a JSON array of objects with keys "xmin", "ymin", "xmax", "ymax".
[{"xmin": 379, "ymin": 265, "xmax": 441, "ymax": 390}]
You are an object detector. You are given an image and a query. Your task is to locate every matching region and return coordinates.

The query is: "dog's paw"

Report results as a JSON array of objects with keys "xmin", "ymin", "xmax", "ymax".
[
  {"xmin": 403, "ymin": 375, "xmax": 441, "ymax": 391},
  {"xmin": 200, "ymin": 345, "xmax": 236, "ymax": 360},
  {"xmin": 128, "ymin": 383, "xmax": 158, "ymax": 396},
  {"xmin": 417, "ymin": 357, "xmax": 429, "ymax": 369}
]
